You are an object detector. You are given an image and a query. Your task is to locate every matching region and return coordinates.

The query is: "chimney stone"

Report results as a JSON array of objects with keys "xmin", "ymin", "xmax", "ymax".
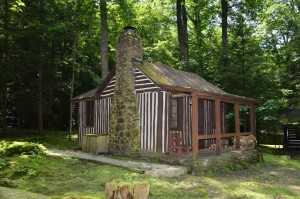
[{"xmin": 108, "ymin": 27, "xmax": 142, "ymax": 156}]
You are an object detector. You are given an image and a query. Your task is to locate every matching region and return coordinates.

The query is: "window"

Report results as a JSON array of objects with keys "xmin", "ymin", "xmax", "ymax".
[
  {"xmin": 86, "ymin": 101, "xmax": 94, "ymax": 126},
  {"xmin": 171, "ymin": 98, "xmax": 178, "ymax": 129}
]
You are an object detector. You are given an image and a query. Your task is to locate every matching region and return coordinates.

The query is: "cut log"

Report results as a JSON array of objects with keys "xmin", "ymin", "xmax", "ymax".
[{"xmin": 105, "ymin": 182, "xmax": 150, "ymax": 199}]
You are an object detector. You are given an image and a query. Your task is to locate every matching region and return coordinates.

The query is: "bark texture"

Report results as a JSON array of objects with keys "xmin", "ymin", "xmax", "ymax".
[{"xmin": 176, "ymin": 0, "xmax": 189, "ymax": 71}]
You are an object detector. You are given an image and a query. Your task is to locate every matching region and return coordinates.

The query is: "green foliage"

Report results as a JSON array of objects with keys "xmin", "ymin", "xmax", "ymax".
[
  {"xmin": 3, "ymin": 128, "xmax": 78, "ymax": 150},
  {"xmin": 0, "ymin": 140, "xmax": 299, "ymax": 198},
  {"xmin": 0, "ymin": 141, "xmax": 46, "ymax": 157},
  {"xmin": 0, "ymin": 0, "xmax": 299, "ymax": 132}
]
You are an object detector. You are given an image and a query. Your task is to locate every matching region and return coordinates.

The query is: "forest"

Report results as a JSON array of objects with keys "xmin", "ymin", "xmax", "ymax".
[{"xmin": 0, "ymin": 0, "xmax": 299, "ymax": 135}]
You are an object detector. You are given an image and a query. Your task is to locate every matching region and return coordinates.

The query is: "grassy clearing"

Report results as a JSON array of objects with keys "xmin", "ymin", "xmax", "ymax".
[
  {"xmin": 2, "ymin": 128, "xmax": 78, "ymax": 150},
  {"xmin": 0, "ymin": 129, "xmax": 300, "ymax": 198}
]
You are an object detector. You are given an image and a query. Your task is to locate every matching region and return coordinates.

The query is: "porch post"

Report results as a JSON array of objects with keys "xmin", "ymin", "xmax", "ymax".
[
  {"xmin": 215, "ymin": 99, "xmax": 221, "ymax": 155},
  {"xmin": 192, "ymin": 93, "xmax": 198, "ymax": 160},
  {"xmin": 234, "ymin": 103, "xmax": 241, "ymax": 149},
  {"xmin": 250, "ymin": 104, "xmax": 256, "ymax": 136}
]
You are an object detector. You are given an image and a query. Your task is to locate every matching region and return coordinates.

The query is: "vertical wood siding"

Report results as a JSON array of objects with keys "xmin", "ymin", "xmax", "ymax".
[
  {"xmin": 161, "ymin": 91, "xmax": 171, "ymax": 153},
  {"xmin": 78, "ymin": 98, "xmax": 111, "ymax": 145},
  {"xmin": 95, "ymin": 97, "xmax": 111, "ymax": 134},
  {"xmin": 137, "ymin": 92, "xmax": 158, "ymax": 152}
]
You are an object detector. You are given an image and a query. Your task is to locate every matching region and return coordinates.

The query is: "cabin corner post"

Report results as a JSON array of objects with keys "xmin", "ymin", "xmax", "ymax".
[
  {"xmin": 191, "ymin": 93, "xmax": 198, "ymax": 160},
  {"xmin": 215, "ymin": 99, "xmax": 221, "ymax": 156},
  {"xmin": 250, "ymin": 104, "xmax": 256, "ymax": 136},
  {"xmin": 234, "ymin": 103, "xmax": 241, "ymax": 149}
]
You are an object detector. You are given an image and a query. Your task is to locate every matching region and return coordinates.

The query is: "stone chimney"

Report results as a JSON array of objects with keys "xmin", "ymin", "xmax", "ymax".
[{"xmin": 108, "ymin": 26, "xmax": 141, "ymax": 156}]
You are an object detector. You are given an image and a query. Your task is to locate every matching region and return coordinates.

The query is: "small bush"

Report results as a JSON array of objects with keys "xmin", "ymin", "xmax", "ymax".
[
  {"xmin": 0, "ymin": 177, "xmax": 15, "ymax": 188},
  {"xmin": 0, "ymin": 141, "xmax": 46, "ymax": 157}
]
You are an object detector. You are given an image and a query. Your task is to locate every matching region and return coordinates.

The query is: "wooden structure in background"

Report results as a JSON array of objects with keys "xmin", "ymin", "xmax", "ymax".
[
  {"xmin": 72, "ymin": 61, "xmax": 259, "ymax": 159},
  {"xmin": 284, "ymin": 125, "xmax": 300, "ymax": 149}
]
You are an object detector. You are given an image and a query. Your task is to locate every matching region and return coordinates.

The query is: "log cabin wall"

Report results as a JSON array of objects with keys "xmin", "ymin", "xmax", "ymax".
[
  {"xmin": 136, "ymin": 92, "xmax": 158, "ymax": 152},
  {"xmin": 77, "ymin": 66, "xmax": 194, "ymax": 153},
  {"xmin": 161, "ymin": 91, "xmax": 170, "ymax": 153},
  {"xmin": 95, "ymin": 98, "xmax": 111, "ymax": 135},
  {"xmin": 78, "ymin": 98, "xmax": 111, "ymax": 146},
  {"xmin": 78, "ymin": 101, "xmax": 94, "ymax": 145}
]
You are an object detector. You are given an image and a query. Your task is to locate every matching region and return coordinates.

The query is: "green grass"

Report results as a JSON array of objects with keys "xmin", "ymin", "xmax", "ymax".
[
  {"xmin": 0, "ymin": 129, "xmax": 300, "ymax": 198},
  {"xmin": 2, "ymin": 128, "xmax": 78, "ymax": 150}
]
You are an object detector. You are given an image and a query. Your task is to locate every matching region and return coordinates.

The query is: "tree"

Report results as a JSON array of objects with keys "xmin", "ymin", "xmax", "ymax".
[
  {"xmin": 0, "ymin": 0, "xmax": 9, "ymax": 135},
  {"xmin": 176, "ymin": 0, "xmax": 189, "ymax": 71},
  {"xmin": 100, "ymin": 0, "xmax": 109, "ymax": 78},
  {"xmin": 221, "ymin": 0, "xmax": 228, "ymax": 69},
  {"xmin": 37, "ymin": 0, "xmax": 45, "ymax": 134}
]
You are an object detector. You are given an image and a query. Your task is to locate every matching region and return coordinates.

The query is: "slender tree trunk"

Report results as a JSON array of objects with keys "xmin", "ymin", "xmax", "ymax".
[
  {"xmin": 0, "ymin": 0, "xmax": 9, "ymax": 135},
  {"xmin": 38, "ymin": 42, "xmax": 44, "ymax": 134},
  {"xmin": 241, "ymin": 15, "xmax": 245, "ymax": 72},
  {"xmin": 176, "ymin": 0, "xmax": 189, "ymax": 71},
  {"xmin": 100, "ymin": 0, "xmax": 109, "ymax": 78},
  {"xmin": 221, "ymin": 0, "xmax": 228, "ymax": 69},
  {"xmin": 69, "ymin": 0, "xmax": 81, "ymax": 140},
  {"xmin": 69, "ymin": 32, "xmax": 78, "ymax": 140},
  {"xmin": 38, "ymin": 0, "xmax": 44, "ymax": 134},
  {"xmin": 191, "ymin": 2, "xmax": 203, "ymax": 70}
]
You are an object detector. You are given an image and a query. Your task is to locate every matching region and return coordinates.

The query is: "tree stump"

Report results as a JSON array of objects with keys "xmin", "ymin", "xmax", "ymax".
[
  {"xmin": 105, "ymin": 182, "xmax": 150, "ymax": 199},
  {"xmin": 240, "ymin": 135, "xmax": 257, "ymax": 151}
]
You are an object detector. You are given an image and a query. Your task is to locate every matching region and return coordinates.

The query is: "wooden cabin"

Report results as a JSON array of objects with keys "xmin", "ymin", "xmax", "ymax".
[
  {"xmin": 72, "ymin": 61, "xmax": 258, "ymax": 157},
  {"xmin": 72, "ymin": 27, "xmax": 259, "ymax": 159}
]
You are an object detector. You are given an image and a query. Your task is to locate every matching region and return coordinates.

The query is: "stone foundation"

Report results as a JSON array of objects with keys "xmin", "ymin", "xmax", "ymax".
[{"xmin": 190, "ymin": 150, "xmax": 262, "ymax": 174}]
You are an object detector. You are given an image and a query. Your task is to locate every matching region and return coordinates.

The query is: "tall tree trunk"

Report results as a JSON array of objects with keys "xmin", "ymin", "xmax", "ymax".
[
  {"xmin": 38, "ymin": 0, "xmax": 44, "ymax": 134},
  {"xmin": 69, "ymin": 0, "xmax": 81, "ymax": 140},
  {"xmin": 38, "ymin": 41, "xmax": 44, "ymax": 134},
  {"xmin": 100, "ymin": 0, "xmax": 109, "ymax": 78},
  {"xmin": 221, "ymin": 0, "xmax": 228, "ymax": 69},
  {"xmin": 69, "ymin": 32, "xmax": 78, "ymax": 140},
  {"xmin": 190, "ymin": 1, "xmax": 203, "ymax": 70},
  {"xmin": 0, "ymin": 0, "xmax": 9, "ymax": 135},
  {"xmin": 176, "ymin": 0, "xmax": 189, "ymax": 71}
]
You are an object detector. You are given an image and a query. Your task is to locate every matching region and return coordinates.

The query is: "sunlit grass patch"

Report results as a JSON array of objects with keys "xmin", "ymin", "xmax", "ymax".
[
  {"xmin": 261, "ymin": 186, "xmax": 299, "ymax": 199},
  {"xmin": 264, "ymin": 153, "xmax": 300, "ymax": 169},
  {"xmin": 3, "ymin": 128, "xmax": 78, "ymax": 150}
]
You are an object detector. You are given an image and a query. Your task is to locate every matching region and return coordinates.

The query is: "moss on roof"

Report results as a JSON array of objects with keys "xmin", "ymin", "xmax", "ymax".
[
  {"xmin": 71, "ymin": 88, "xmax": 98, "ymax": 101},
  {"xmin": 72, "ymin": 61, "xmax": 259, "ymax": 103},
  {"xmin": 137, "ymin": 62, "xmax": 227, "ymax": 95}
]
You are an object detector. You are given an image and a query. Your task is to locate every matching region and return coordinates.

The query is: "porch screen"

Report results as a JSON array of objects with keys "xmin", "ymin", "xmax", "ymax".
[{"xmin": 198, "ymin": 99, "xmax": 215, "ymax": 135}]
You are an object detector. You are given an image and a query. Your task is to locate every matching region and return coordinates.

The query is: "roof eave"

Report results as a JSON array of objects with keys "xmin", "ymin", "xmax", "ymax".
[{"xmin": 159, "ymin": 85, "xmax": 260, "ymax": 104}]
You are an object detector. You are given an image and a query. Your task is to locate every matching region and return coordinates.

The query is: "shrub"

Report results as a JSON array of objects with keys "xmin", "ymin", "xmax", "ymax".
[{"xmin": 0, "ymin": 141, "xmax": 46, "ymax": 157}]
